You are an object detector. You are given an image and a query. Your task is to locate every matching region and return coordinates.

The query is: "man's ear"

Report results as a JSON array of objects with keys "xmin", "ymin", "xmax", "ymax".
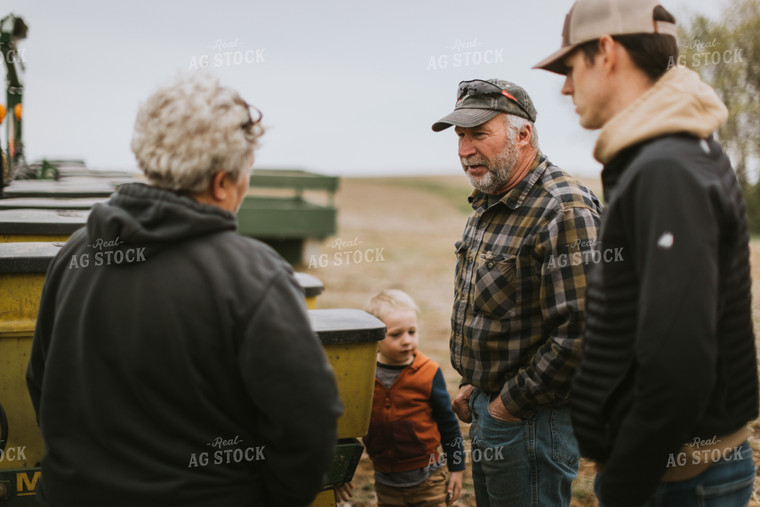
[
  {"xmin": 597, "ymin": 35, "xmax": 618, "ymax": 76},
  {"xmin": 517, "ymin": 123, "xmax": 533, "ymax": 147}
]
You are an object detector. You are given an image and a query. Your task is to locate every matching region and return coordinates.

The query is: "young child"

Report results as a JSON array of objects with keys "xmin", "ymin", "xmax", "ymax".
[{"xmin": 363, "ymin": 289, "xmax": 464, "ymax": 506}]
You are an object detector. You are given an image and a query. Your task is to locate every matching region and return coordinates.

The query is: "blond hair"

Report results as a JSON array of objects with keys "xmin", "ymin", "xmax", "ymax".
[
  {"xmin": 366, "ymin": 289, "xmax": 420, "ymax": 321},
  {"xmin": 131, "ymin": 72, "xmax": 264, "ymax": 193}
]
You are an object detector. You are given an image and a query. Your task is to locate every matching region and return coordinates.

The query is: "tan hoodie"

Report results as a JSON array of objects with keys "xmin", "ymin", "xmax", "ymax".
[{"xmin": 594, "ymin": 66, "xmax": 728, "ymax": 165}]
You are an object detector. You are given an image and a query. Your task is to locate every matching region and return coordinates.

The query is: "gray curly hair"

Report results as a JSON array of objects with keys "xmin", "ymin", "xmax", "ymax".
[{"xmin": 131, "ymin": 72, "xmax": 264, "ymax": 193}]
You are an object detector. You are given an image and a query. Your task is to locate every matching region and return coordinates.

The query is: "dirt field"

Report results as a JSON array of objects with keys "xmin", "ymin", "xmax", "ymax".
[{"xmin": 298, "ymin": 174, "xmax": 760, "ymax": 506}]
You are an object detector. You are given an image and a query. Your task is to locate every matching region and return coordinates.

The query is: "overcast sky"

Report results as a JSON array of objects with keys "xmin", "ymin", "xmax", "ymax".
[{"xmin": 3, "ymin": 0, "xmax": 728, "ymax": 178}]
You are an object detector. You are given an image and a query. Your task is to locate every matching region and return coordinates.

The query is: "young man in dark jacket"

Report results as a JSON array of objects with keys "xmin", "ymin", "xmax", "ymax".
[
  {"xmin": 26, "ymin": 73, "xmax": 342, "ymax": 507},
  {"xmin": 535, "ymin": 0, "xmax": 759, "ymax": 505}
]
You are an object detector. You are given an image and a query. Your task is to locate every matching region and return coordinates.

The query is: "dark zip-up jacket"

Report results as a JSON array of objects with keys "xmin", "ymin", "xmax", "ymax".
[
  {"xmin": 27, "ymin": 183, "xmax": 342, "ymax": 507},
  {"xmin": 572, "ymin": 134, "xmax": 758, "ymax": 506}
]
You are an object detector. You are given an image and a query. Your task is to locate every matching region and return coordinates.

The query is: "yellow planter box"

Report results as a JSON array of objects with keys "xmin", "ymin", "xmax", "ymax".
[
  {"xmin": 0, "ymin": 209, "xmax": 88, "ymax": 243},
  {"xmin": 295, "ymin": 272, "xmax": 325, "ymax": 309},
  {"xmin": 309, "ymin": 309, "xmax": 384, "ymax": 439},
  {"xmin": 307, "ymin": 309, "xmax": 385, "ymax": 507},
  {"xmin": 0, "ymin": 242, "xmax": 64, "ymax": 470}
]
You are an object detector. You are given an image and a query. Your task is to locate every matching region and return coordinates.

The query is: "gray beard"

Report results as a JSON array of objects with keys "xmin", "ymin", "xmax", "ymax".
[{"xmin": 463, "ymin": 136, "xmax": 519, "ymax": 195}]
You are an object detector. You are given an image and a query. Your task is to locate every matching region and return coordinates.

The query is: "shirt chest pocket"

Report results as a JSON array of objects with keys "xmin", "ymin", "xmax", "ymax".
[
  {"xmin": 473, "ymin": 252, "xmax": 517, "ymax": 319},
  {"xmin": 454, "ymin": 241, "xmax": 469, "ymax": 302}
]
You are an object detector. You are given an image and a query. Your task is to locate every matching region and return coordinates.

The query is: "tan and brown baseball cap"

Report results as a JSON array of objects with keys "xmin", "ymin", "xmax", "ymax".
[{"xmin": 534, "ymin": 0, "xmax": 678, "ymax": 75}]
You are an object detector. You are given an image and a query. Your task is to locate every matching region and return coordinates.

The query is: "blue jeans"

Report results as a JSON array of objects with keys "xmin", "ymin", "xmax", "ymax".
[
  {"xmin": 468, "ymin": 387, "xmax": 580, "ymax": 506},
  {"xmin": 594, "ymin": 441, "xmax": 755, "ymax": 506}
]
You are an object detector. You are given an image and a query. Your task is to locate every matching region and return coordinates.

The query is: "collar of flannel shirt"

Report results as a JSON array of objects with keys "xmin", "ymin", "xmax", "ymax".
[{"xmin": 468, "ymin": 151, "xmax": 546, "ymax": 211}]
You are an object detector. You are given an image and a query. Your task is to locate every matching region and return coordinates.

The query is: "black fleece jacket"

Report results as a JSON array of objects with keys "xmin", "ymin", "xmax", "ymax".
[
  {"xmin": 571, "ymin": 134, "xmax": 758, "ymax": 506},
  {"xmin": 27, "ymin": 183, "xmax": 342, "ymax": 507}
]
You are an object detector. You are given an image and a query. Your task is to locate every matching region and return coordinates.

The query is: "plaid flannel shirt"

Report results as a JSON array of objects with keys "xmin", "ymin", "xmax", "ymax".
[{"xmin": 451, "ymin": 152, "xmax": 602, "ymax": 418}]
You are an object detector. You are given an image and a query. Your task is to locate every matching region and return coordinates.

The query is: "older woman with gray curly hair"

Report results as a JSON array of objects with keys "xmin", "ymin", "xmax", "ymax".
[
  {"xmin": 131, "ymin": 72, "xmax": 265, "ymax": 210},
  {"xmin": 27, "ymin": 73, "xmax": 342, "ymax": 507}
]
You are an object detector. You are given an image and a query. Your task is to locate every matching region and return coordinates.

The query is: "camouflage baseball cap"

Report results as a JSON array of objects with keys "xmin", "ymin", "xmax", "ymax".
[{"xmin": 432, "ymin": 79, "xmax": 537, "ymax": 132}]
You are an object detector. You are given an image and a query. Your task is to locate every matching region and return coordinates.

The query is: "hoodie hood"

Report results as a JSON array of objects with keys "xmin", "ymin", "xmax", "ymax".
[
  {"xmin": 594, "ymin": 66, "xmax": 728, "ymax": 165},
  {"xmin": 87, "ymin": 183, "xmax": 236, "ymax": 248}
]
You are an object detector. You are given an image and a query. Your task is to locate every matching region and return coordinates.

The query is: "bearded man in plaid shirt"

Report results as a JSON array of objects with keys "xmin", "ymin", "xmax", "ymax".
[{"xmin": 433, "ymin": 79, "xmax": 602, "ymax": 506}]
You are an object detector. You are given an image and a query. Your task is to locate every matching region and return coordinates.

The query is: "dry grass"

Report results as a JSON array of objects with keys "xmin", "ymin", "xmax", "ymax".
[{"xmin": 299, "ymin": 174, "xmax": 760, "ymax": 506}]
